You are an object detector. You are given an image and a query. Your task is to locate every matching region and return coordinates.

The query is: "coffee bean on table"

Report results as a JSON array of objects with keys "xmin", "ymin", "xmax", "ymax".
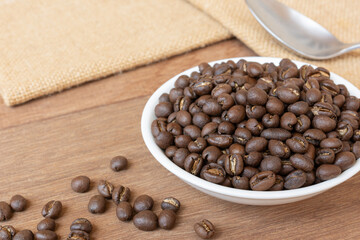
[
  {"xmin": 158, "ymin": 209, "xmax": 177, "ymax": 230},
  {"xmin": 161, "ymin": 197, "xmax": 181, "ymax": 212},
  {"xmin": 250, "ymin": 171, "xmax": 276, "ymax": 191},
  {"xmin": 37, "ymin": 218, "xmax": 56, "ymax": 231},
  {"xmin": 116, "ymin": 202, "xmax": 133, "ymax": 222},
  {"xmin": 67, "ymin": 230, "xmax": 90, "ymax": 240},
  {"xmin": 0, "ymin": 225, "xmax": 16, "ymax": 240},
  {"xmin": 133, "ymin": 195, "xmax": 154, "ymax": 213},
  {"xmin": 13, "ymin": 230, "xmax": 34, "ymax": 240},
  {"xmin": 112, "ymin": 185, "xmax": 131, "ymax": 205},
  {"xmin": 34, "ymin": 230, "xmax": 57, "ymax": 240},
  {"xmin": 10, "ymin": 195, "xmax": 27, "ymax": 212},
  {"xmin": 88, "ymin": 195, "xmax": 106, "ymax": 214},
  {"xmin": 97, "ymin": 180, "xmax": 114, "ymax": 199},
  {"xmin": 42, "ymin": 200, "xmax": 62, "ymax": 219},
  {"xmin": 194, "ymin": 219, "xmax": 215, "ymax": 239},
  {"xmin": 71, "ymin": 176, "xmax": 90, "ymax": 193},
  {"xmin": 133, "ymin": 210, "xmax": 158, "ymax": 231},
  {"xmin": 110, "ymin": 156, "xmax": 128, "ymax": 172},
  {"xmin": 70, "ymin": 218, "xmax": 93, "ymax": 233},
  {"xmin": 0, "ymin": 202, "xmax": 12, "ymax": 221}
]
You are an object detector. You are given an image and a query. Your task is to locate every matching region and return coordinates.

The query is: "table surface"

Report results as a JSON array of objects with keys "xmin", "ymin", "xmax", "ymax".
[{"xmin": 1, "ymin": 39, "xmax": 359, "ymax": 240}]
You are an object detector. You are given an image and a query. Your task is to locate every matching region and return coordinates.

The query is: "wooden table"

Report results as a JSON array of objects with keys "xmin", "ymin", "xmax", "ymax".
[{"xmin": 1, "ymin": 39, "xmax": 359, "ymax": 240}]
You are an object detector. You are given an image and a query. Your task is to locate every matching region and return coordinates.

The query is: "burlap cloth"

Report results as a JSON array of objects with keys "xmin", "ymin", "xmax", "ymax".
[{"xmin": 0, "ymin": 0, "xmax": 359, "ymax": 106}]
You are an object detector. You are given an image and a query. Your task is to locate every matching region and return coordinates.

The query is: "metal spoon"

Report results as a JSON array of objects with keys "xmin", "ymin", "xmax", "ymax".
[{"xmin": 245, "ymin": 0, "xmax": 360, "ymax": 60}]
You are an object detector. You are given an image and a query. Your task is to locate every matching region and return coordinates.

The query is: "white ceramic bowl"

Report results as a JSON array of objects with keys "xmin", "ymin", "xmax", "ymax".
[{"xmin": 141, "ymin": 57, "xmax": 360, "ymax": 205}]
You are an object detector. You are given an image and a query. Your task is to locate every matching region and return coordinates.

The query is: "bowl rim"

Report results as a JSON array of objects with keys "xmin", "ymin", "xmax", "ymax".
[{"xmin": 141, "ymin": 56, "xmax": 360, "ymax": 200}]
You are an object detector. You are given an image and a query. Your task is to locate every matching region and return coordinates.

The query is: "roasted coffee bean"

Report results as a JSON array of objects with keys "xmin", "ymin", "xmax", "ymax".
[
  {"xmin": 303, "ymin": 129, "xmax": 326, "ymax": 146},
  {"xmin": 174, "ymin": 96, "xmax": 191, "ymax": 112},
  {"xmin": 304, "ymin": 144, "xmax": 316, "ymax": 160},
  {"xmin": 344, "ymin": 96, "xmax": 360, "ymax": 111},
  {"xmin": 88, "ymin": 195, "xmax": 106, "ymax": 214},
  {"xmin": 0, "ymin": 202, "xmax": 12, "ymax": 221},
  {"xmin": 165, "ymin": 146, "xmax": 178, "ymax": 158},
  {"xmin": 184, "ymin": 153, "xmax": 203, "ymax": 175},
  {"xmin": 192, "ymin": 80, "xmax": 213, "ymax": 96},
  {"xmin": 233, "ymin": 128, "xmax": 252, "ymax": 145},
  {"xmin": 250, "ymin": 171, "xmax": 276, "ymax": 191},
  {"xmin": 286, "ymin": 136, "xmax": 309, "ymax": 153},
  {"xmin": 202, "ymin": 146, "xmax": 222, "ymax": 163},
  {"xmin": 42, "ymin": 200, "xmax": 62, "ymax": 219},
  {"xmin": 211, "ymin": 84, "xmax": 232, "ymax": 98},
  {"xmin": 71, "ymin": 176, "xmax": 91, "ymax": 193},
  {"xmin": 295, "ymin": 115, "xmax": 311, "ymax": 133},
  {"xmin": 280, "ymin": 112, "xmax": 297, "ymax": 131},
  {"xmin": 97, "ymin": 180, "xmax": 114, "ymax": 199},
  {"xmin": 243, "ymin": 152, "xmax": 263, "ymax": 167},
  {"xmin": 342, "ymin": 141, "xmax": 351, "ymax": 152},
  {"xmin": 315, "ymin": 148, "xmax": 335, "ymax": 164},
  {"xmin": 37, "ymin": 218, "xmax": 56, "ymax": 231},
  {"xmin": 70, "ymin": 218, "xmax": 92, "ymax": 233},
  {"xmin": 245, "ymin": 137, "xmax": 268, "ymax": 153},
  {"xmin": 260, "ymin": 128, "xmax": 292, "ymax": 141},
  {"xmin": 183, "ymin": 125, "xmax": 201, "ymax": 140},
  {"xmin": 316, "ymin": 164, "xmax": 342, "ymax": 181},
  {"xmin": 189, "ymin": 102, "xmax": 201, "ymax": 115},
  {"xmin": 245, "ymin": 118, "xmax": 263, "ymax": 136},
  {"xmin": 193, "ymin": 113, "xmax": 211, "ymax": 129},
  {"xmin": 155, "ymin": 102, "xmax": 173, "ymax": 118},
  {"xmin": 188, "ymin": 137, "xmax": 207, "ymax": 153},
  {"xmin": 0, "ymin": 225, "xmax": 16, "ymax": 240},
  {"xmin": 194, "ymin": 219, "xmax": 215, "ymax": 239},
  {"xmin": 175, "ymin": 134, "xmax": 192, "ymax": 148},
  {"xmin": 161, "ymin": 197, "xmax": 181, "ymax": 212},
  {"xmin": 227, "ymin": 105, "xmax": 246, "ymax": 123},
  {"xmin": 207, "ymin": 134, "xmax": 233, "ymax": 148},
  {"xmin": 260, "ymin": 156, "xmax": 282, "ymax": 173},
  {"xmin": 268, "ymin": 175, "xmax": 284, "ymax": 191},
  {"xmin": 303, "ymin": 171, "xmax": 316, "ymax": 187},
  {"xmin": 176, "ymin": 110, "xmax": 192, "ymax": 127},
  {"xmin": 169, "ymin": 88, "xmax": 184, "ymax": 103},
  {"xmin": 224, "ymin": 154, "xmax": 244, "ymax": 176},
  {"xmin": 337, "ymin": 121, "xmax": 353, "ymax": 141},
  {"xmin": 290, "ymin": 154, "xmax": 314, "ymax": 172},
  {"xmin": 334, "ymin": 151, "xmax": 356, "ymax": 171},
  {"xmin": 268, "ymin": 140, "xmax": 290, "ymax": 158},
  {"xmin": 231, "ymin": 176, "xmax": 249, "ymax": 189},
  {"xmin": 262, "ymin": 114, "xmax": 280, "ymax": 128},
  {"xmin": 175, "ymin": 75, "xmax": 190, "ymax": 88},
  {"xmin": 158, "ymin": 210, "xmax": 177, "ymax": 230},
  {"xmin": 34, "ymin": 230, "xmax": 57, "ymax": 240},
  {"xmin": 320, "ymin": 138, "xmax": 343, "ymax": 153},
  {"xmin": 235, "ymin": 89, "xmax": 248, "ymax": 106},
  {"xmin": 312, "ymin": 115, "xmax": 337, "ymax": 133},
  {"xmin": 167, "ymin": 122, "xmax": 182, "ymax": 136},
  {"xmin": 284, "ymin": 170, "xmax": 307, "ymax": 189},
  {"xmin": 133, "ymin": 210, "xmax": 158, "ymax": 231},
  {"xmin": 287, "ymin": 101, "xmax": 309, "ymax": 116},
  {"xmin": 266, "ymin": 97, "xmax": 284, "ymax": 115},
  {"xmin": 242, "ymin": 166, "xmax": 259, "ymax": 179},
  {"xmin": 151, "ymin": 118, "xmax": 167, "ymax": 137},
  {"xmin": 218, "ymin": 121, "xmax": 236, "ymax": 135},
  {"xmin": 246, "ymin": 105, "xmax": 266, "ymax": 119},
  {"xmin": 172, "ymin": 148, "xmax": 189, "ymax": 168},
  {"xmin": 201, "ymin": 163, "xmax": 226, "ymax": 184},
  {"xmin": 155, "ymin": 131, "xmax": 174, "ymax": 150},
  {"xmin": 202, "ymin": 99, "xmax": 222, "ymax": 117},
  {"xmin": 112, "ymin": 185, "xmax": 131, "ymax": 205},
  {"xmin": 327, "ymin": 131, "xmax": 340, "ymax": 139},
  {"xmin": 280, "ymin": 160, "xmax": 295, "ymax": 176},
  {"xmin": 133, "ymin": 195, "xmax": 154, "ymax": 213},
  {"xmin": 116, "ymin": 202, "xmax": 133, "ymax": 221},
  {"xmin": 67, "ymin": 230, "xmax": 90, "ymax": 240},
  {"xmin": 159, "ymin": 93, "xmax": 170, "ymax": 103},
  {"xmin": 10, "ymin": 195, "xmax": 27, "ymax": 212},
  {"xmin": 333, "ymin": 94, "xmax": 346, "ymax": 108},
  {"xmin": 201, "ymin": 122, "xmax": 218, "ymax": 138},
  {"xmin": 247, "ymin": 87, "xmax": 268, "ymax": 105},
  {"xmin": 305, "ymin": 88, "xmax": 322, "ymax": 105},
  {"xmin": 13, "ymin": 230, "xmax": 34, "ymax": 240},
  {"xmin": 277, "ymin": 85, "xmax": 300, "ymax": 104},
  {"xmin": 217, "ymin": 93, "xmax": 235, "ymax": 110}
]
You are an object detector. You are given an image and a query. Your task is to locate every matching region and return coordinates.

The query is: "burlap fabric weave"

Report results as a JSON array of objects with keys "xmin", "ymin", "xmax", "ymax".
[{"xmin": 0, "ymin": 0, "xmax": 359, "ymax": 106}]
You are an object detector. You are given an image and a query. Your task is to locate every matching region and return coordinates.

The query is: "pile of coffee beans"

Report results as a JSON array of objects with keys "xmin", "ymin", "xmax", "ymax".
[
  {"xmin": 67, "ymin": 218, "xmax": 93, "ymax": 240},
  {"xmin": 34, "ymin": 200, "xmax": 63, "ymax": 239},
  {"xmin": 152, "ymin": 58, "xmax": 360, "ymax": 190}
]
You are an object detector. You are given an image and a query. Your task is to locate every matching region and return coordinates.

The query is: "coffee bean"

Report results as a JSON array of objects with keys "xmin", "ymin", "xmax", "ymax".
[
  {"xmin": 88, "ymin": 195, "xmax": 106, "ymax": 214},
  {"xmin": 316, "ymin": 164, "xmax": 342, "ymax": 181},
  {"xmin": 320, "ymin": 138, "xmax": 343, "ymax": 153},
  {"xmin": 158, "ymin": 209, "xmax": 177, "ymax": 230},
  {"xmin": 290, "ymin": 154, "xmax": 314, "ymax": 172},
  {"xmin": 268, "ymin": 140, "xmax": 290, "ymax": 158},
  {"xmin": 206, "ymin": 134, "xmax": 233, "ymax": 148},
  {"xmin": 334, "ymin": 151, "xmax": 356, "ymax": 171},
  {"xmin": 176, "ymin": 110, "xmax": 192, "ymax": 127},
  {"xmin": 201, "ymin": 163, "xmax": 226, "ymax": 184},
  {"xmin": 246, "ymin": 105, "xmax": 266, "ymax": 119},
  {"xmin": 110, "ymin": 156, "xmax": 128, "ymax": 172},
  {"xmin": 245, "ymin": 137, "xmax": 267, "ymax": 153},
  {"xmin": 41, "ymin": 200, "xmax": 62, "ymax": 219},
  {"xmin": 34, "ymin": 230, "xmax": 57, "ymax": 240},
  {"xmin": 224, "ymin": 154, "xmax": 244, "ymax": 176},
  {"xmin": 260, "ymin": 128, "xmax": 291, "ymax": 141},
  {"xmin": 245, "ymin": 118, "xmax": 263, "ymax": 136},
  {"xmin": 175, "ymin": 135, "xmax": 192, "ymax": 148},
  {"xmin": 159, "ymin": 93, "xmax": 170, "ymax": 103},
  {"xmin": 352, "ymin": 141, "xmax": 360, "ymax": 158},
  {"xmin": 277, "ymin": 85, "xmax": 300, "ymax": 104},
  {"xmin": 67, "ymin": 230, "xmax": 90, "ymax": 240},
  {"xmin": 184, "ymin": 153, "xmax": 203, "ymax": 176},
  {"xmin": 232, "ymin": 176, "xmax": 249, "ymax": 189},
  {"xmin": 284, "ymin": 170, "xmax": 306, "ymax": 189},
  {"xmin": 202, "ymin": 146, "xmax": 222, "ymax": 163},
  {"xmin": 13, "ymin": 230, "xmax": 34, "ymax": 240},
  {"xmin": 116, "ymin": 202, "xmax": 133, "ymax": 221},
  {"xmin": 312, "ymin": 115, "xmax": 337, "ymax": 133},
  {"xmin": 260, "ymin": 156, "xmax": 282, "ymax": 173},
  {"xmin": 0, "ymin": 202, "xmax": 12, "ymax": 221},
  {"xmin": 10, "ymin": 195, "xmax": 27, "ymax": 212},
  {"xmin": 184, "ymin": 125, "xmax": 201, "ymax": 140},
  {"xmin": 155, "ymin": 102, "xmax": 173, "ymax": 118},
  {"xmin": 165, "ymin": 146, "xmax": 178, "ymax": 158},
  {"xmin": 247, "ymin": 87, "xmax": 268, "ymax": 105},
  {"xmin": 286, "ymin": 136, "xmax": 309, "ymax": 153},
  {"xmin": 169, "ymin": 88, "xmax": 184, "ymax": 103},
  {"xmin": 287, "ymin": 101, "xmax": 309, "ymax": 116},
  {"xmin": 280, "ymin": 112, "xmax": 297, "ymax": 131},
  {"xmin": 303, "ymin": 129, "xmax": 326, "ymax": 146},
  {"xmin": 266, "ymin": 97, "xmax": 284, "ymax": 115},
  {"xmin": 133, "ymin": 210, "xmax": 158, "ymax": 231},
  {"xmin": 243, "ymin": 152, "xmax": 263, "ymax": 167},
  {"xmin": 233, "ymin": 128, "xmax": 252, "ymax": 145},
  {"xmin": 70, "ymin": 218, "xmax": 92, "ymax": 233},
  {"xmin": 315, "ymin": 148, "xmax": 335, "ymax": 164},
  {"xmin": 175, "ymin": 75, "xmax": 190, "ymax": 88},
  {"xmin": 155, "ymin": 131, "xmax": 174, "ymax": 150},
  {"xmin": 250, "ymin": 171, "xmax": 276, "ymax": 191},
  {"xmin": 269, "ymin": 175, "xmax": 284, "ymax": 191},
  {"xmin": 97, "ymin": 180, "xmax": 114, "ymax": 199},
  {"xmin": 71, "ymin": 176, "xmax": 90, "ymax": 193},
  {"xmin": 295, "ymin": 115, "xmax": 311, "ymax": 133},
  {"xmin": 37, "ymin": 218, "xmax": 56, "ymax": 231},
  {"xmin": 262, "ymin": 114, "xmax": 280, "ymax": 128},
  {"xmin": 133, "ymin": 195, "xmax": 154, "ymax": 213},
  {"xmin": 172, "ymin": 148, "xmax": 189, "ymax": 168},
  {"xmin": 161, "ymin": 197, "xmax": 181, "ymax": 212},
  {"xmin": 337, "ymin": 121, "xmax": 353, "ymax": 141},
  {"xmin": 112, "ymin": 185, "xmax": 131, "ymax": 205},
  {"xmin": 194, "ymin": 219, "xmax": 215, "ymax": 239},
  {"xmin": 0, "ymin": 225, "xmax": 16, "ymax": 240},
  {"xmin": 188, "ymin": 137, "xmax": 207, "ymax": 153}
]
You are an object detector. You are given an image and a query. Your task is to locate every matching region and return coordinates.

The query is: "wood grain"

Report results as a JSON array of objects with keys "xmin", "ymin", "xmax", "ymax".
[{"xmin": 1, "ymin": 39, "xmax": 360, "ymax": 240}]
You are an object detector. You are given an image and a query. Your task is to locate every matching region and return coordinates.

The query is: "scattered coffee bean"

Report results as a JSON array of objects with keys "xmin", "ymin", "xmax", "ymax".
[
  {"xmin": 34, "ymin": 230, "xmax": 57, "ymax": 240},
  {"xmin": 70, "ymin": 218, "xmax": 93, "ymax": 233},
  {"xmin": 161, "ymin": 197, "xmax": 181, "ymax": 212},
  {"xmin": 71, "ymin": 176, "xmax": 91, "ymax": 193},
  {"xmin": 37, "ymin": 218, "xmax": 56, "ymax": 231},
  {"xmin": 10, "ymin": 195, "xmax": 27, "ymax": 212},
  {"xmin": 67, "ymin": 230, "xmax": 90, "ymax": 240},
  {"xmin": 0, "ymin": 202, "xmax": 12, "ymax": 221},
  {"xmin": 194, "ymin": 219, "xmax": 215, "ymax": 239},
  {"xmin": 110, "ymin": 156, "xmax": 128, "ymax": 172},
  {"xmin": 116, "ymin": 202, "xmax": 133, "ymax": 222},
  {"xmin": 133, "ymin": 195, "xmax": 154, "ymax": 213},
  {"xmin": 41, "ymin": 200, "xmax": 62, "ymax": 219},
  {"xmin": 0, "ymin": 225, "xmax": 16, "ymax": 240},
  {"xmin": 13, "ymin": 229, "xmax": 34, "ymax": 240},
  {"xmin": 133, "ymin": 210, "xmax": 158, "ymax": 231},
  {"xmin": 158, "ymin": 209, "xmax": 177, "ymax": 230},
  {"xmin": 97, "ymin": 180, "xmax": 114, "ymax": 199},
  {"xmin": 112, "ymin": 185, "xmax": 131, "ymax": 205},
  {"xmin": 88, "ymin": 195, "xmax": 106, "ymax": 214}
]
